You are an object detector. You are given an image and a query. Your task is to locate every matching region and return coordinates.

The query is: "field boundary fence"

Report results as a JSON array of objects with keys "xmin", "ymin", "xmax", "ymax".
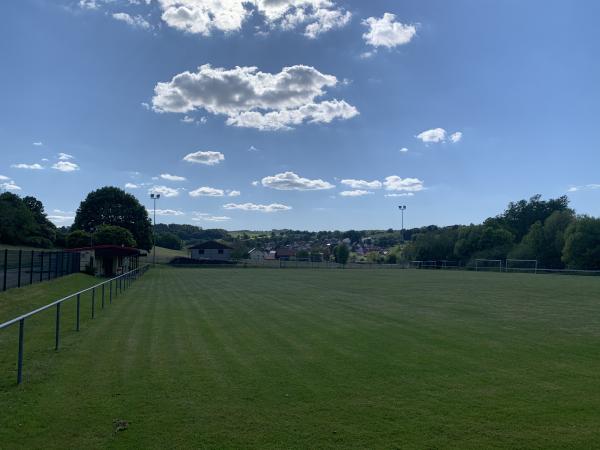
[
  {"xmin": 1, "ymin": 249, "xmax": 81, "ymax": 292},
  {"xmin": 0, "ymin": 264, "xmax": 150, "ymax": 385}
]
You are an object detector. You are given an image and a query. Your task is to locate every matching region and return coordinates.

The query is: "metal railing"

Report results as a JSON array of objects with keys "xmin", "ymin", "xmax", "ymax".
[{"xmin": 0, "ymin": 264, "xmax": 150, "ymax": 384}]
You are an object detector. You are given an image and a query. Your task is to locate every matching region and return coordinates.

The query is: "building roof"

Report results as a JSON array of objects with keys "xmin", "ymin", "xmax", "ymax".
[
  {"xmin": 66, "ymin": 245, "xmax": 141, "ymax": 257},
  {"xmin": 276, "ymin": 248, "xmax": 296, "ymax": 257},
  {"xmin": 189, "ymin": 240, "xmax": 233, "ymax": 250}
]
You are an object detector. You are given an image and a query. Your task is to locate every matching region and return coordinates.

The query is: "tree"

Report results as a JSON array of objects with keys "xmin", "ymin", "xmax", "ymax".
[
  {"xmin": 93, "ymin": 225, "xmax": 137, "ymax": 247},
  {"xmin": 0, "ymin": 192, "xmax": 48, "ymax": 247},
  {"xmin": 562, "ymin": 216, "xmax": 600, "ymax": 269},
  {"xmin": 385, "ymin": 253, "xmax": 398, "ymax": 264},
  {"xmin": 333, "ymin": 244, "xmax": 350, "ymax": 265},
  {"xmin": 155, "ymin": 232, "xmax": 182, "ymax": 250},
  {"xmin": 23, "ymin": 196, "xmax": 56, "ymax": 244},
  {"xmin": 296, "ymin": 249, "xmax": 309, "ymax": 260},
  {"xmin": 66, "ymin": 230, "xmax": 92, "ymax": 248},
  {"xmin": 73, "ymin": 187, "xmax": 152, "ymax": 250}
]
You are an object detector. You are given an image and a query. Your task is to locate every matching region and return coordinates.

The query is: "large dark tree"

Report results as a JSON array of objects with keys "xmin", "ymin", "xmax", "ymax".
[
  {"xmin": 72, "ymin": 187, "xmax": 152, "ymax": 250},
  {"xmin": 23, "ymin": 195, "xmax": 57, "ymax": 243}
]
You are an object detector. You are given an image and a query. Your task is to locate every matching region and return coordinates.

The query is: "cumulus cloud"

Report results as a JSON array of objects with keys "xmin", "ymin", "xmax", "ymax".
[
  {"xmin": 152, "ymin": 64, "xmax": 358, "ymax": 130},
  {"xmin": 340, "ymin": 179, "xmax": 382, "ymax": 190},
  {"xmin": 362, "ymin": 13, "xmax": 416, "ymax": 49},
  {"xmin": 33, "ymin": 142, "xmax": 43, "ymax": 146},
  {"xmin": 183, "ymin": 150, "xmax": 225, "ymax": 165},
  {"xmin": 399, "ymin": 147, "xmax": 409, "ymax": 153},
  {"xmin": 52, "ymin": 161, "xmax": 79, "ymax": 172},
  {"xmin": 189, "ymin": 186, "xmax": 225, "ymax": 197},
  {"xmin": 261, "ymin": 171, "xmax": 335, "ymax": 191},
  {"xmin": 223, "ymin": 202, "xmax": 292, "ymax": 212},
  {"xmin": 383, "ymin": 176, "xmax": 424, "ymax": 192},
  {"xmin": 148, "ymin": 209, "xmax": 185, "ymax": 216},
  {"xmin": 228, "ymin": 190, "xmax": 241, "ymax": 197},
  {"xmin": 125, "ymin": 183, "xmax": 140, "ymax": 189},
  {"xmin": 450, "ymin": 131, "xmax": 463, "ymax": 143},
  {"xmin": 157, "ymin": 0, "xmax": 350, "ymax": 38},
  {"xmin": 112, "ymin": 12, "xmax": 151, "ymax": 29},
  {"xmin": 0, "ymin": 181, "xmax": 21, "ymax": 191},
  {"xmin": 160, "ymin": 173, "xmax": 186, "ymax": 181},
  {"xmin": 339, "ymin": 190, "xmax": 374, "ymax": 197},
  {"xmin": 12, "ymin": 163, "xmax": 44, "ymax": 170},
  {"xmin": 58, "ymin": 152, "xmax": 74, "ymax": 160},
  {"xmin": 568, "ymin": 184, "xmax": 600, "ymax": 193},
  {"xmin": 385, "ymin": 192, "xmax": 415, "ymax": 198},
  {"xmin": 47, "ymin": 210, "xmax": 76, "ymax": 224},
  {"xmin": 149, "ymin": 185, "xmax": 180, "ymax": 197},
  {"xmin": 193, "ymin": 213, "xmax": 231, "ymax": 222},
  {"xmin": 416, "ymin": 128, "xmax": 463, "ymax": 144},
  {"xmin": 0, "ymin": 175, "xmax": 9, "ymax": 180}
]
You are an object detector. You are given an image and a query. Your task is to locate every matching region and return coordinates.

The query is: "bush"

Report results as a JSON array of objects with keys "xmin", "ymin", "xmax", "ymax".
[
  {"xmin": 67, "ymin": 230, "xmax": 92, "ymax": 248},
  {"xmin": 155, "ymin": 232, "xmax": 182, "ymax": 250},
  {"xmin": 93, "ymin": 225, "xmax": 137, "ymax": 248}
]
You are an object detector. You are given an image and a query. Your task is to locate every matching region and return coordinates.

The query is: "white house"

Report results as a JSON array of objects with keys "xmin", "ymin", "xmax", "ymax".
[
  {"xmin": 248, "ymin": 248, "xmax": 267, "ymax": 261},
  {"xmin": 189, "ymin": 241, "xmax": 233, "ymax": 261}
]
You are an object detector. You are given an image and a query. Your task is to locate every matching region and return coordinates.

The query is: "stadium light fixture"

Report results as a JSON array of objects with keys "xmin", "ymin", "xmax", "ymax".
[
  {"xmin": 398, "ymin": 205, "xmax": 407, "ymax": 242},
  {"xmin": 150, "ymin": 193, "xmax": 160, "ymax": 265}
]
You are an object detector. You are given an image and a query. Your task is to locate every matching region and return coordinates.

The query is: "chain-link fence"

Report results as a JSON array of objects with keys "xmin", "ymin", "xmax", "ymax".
[{"xmin": 0, "ymin": 250, "xmax": 81, "ymax": 292}]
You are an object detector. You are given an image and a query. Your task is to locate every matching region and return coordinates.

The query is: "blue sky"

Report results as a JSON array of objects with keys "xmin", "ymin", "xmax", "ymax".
[{"xmin": 1, "ymin": 0, "xmax": 599, "ymax": 231}]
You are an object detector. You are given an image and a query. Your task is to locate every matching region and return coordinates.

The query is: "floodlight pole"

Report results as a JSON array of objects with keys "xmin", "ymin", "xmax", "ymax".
[
  {"xmin": 150, "ymin": 193, "xmax": 160, "ymax": 265},
  {"xmin": 398, "ymin": 205, "xmax": 407, "ymax": 242}
]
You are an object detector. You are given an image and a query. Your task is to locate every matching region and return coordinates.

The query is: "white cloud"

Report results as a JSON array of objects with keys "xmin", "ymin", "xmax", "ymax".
[
  {"xmin": 149, "ymin": 209, "xmax": 185, "ymax": 216},
  {"xmin": 152, "ymin": 64, "xmax": 358, "ymax": 131},
  {"xmin": 58, "ymin": 152, "xmax": 74, "ymax": 160},
  {"xmin": 362, "ymin": 13, "xmax": 416, "ymax": 49},
  {"xmin": 183, "ymin": 150, "xmax": 225, "ymax": 165},
  {"xmin": 33, "ymin": 142, "xmax": 43, "ymax": 146},
  {"xmin": 399, "ymin": 147, "xmax": 409, "ymax": 153},
  {"xmin": 383, "ymin": 176, "xmax": 424, "ymax": 192},
  {"xmin": 223, "ymin": 202, "xmax": 292, "ymax": 212},
  {"xmin": 12, "ymin": 163, "xmax": 44, "ymax": 170},
  {"xmin": 0, "ymin": 175, "xmax": 9, "ymax": 180},
  {"xmin": 0, "ymin": 181, "xmax": 21, "ymax": 191},
  {"xmin": 339, "ymin": 190, "xmax": 374, "ymax": 197},
  {"xmin": 160, "ymin": 173, "xmax": 187, "ymax": 181},
  {"xmin": 416, "ymin": 128, "xmax": 447, "ymax": 144},
  {"xmin": 261, "ymin": 171, "xmax": 335, "ymax": 191},
  {"xmin": 340, "ymin": 179, "xmax": 382, "ymax": 190},
  {"xmin": 141, "ymin": 102, "xmax": 150, "ymax": 110},
  {"xmin": 112, "ymin": 12, "xmax": 151, "ymax": 29},
  {"xmin": 228, "ymin": 190, "xmax": 241, "ymax": 197},
  {"xmin": 568, "ymin": 184, "xmax": 600, "ymax": 193},
  {"xmin": 157, "ymin": 0, "xmax": 350, "ymax": 38},
  {"xmin": 385, "ymin": 192, "xmax": 415, "ymax": 198},
  {"xmin": 449, "ymin": 131, "xmax": 463, "ymax": 143},
  {"xmin": 193, "ymin": 213, "xmax": 231, "ymax": 222},
  {"xmin": 248, "ymin": 145, "xmax": 260, "ymax": 152},
  {"xmin": 79, "ymin": 0, "xmax": 99, "ymax": 9},
  {"xmin": 52, "ymin": 161, "xmax": 79, "ymax": 172},
  {"xmin": 149, "ymin": 185, "xmax": 180, "ymax": 197},
  {"xmin": 125, "ymin": 183, "xmax": 140, "ymax": 189},
  {"xmin": 251, "ymin": 181, "xmax": 259, "ymax": 186},
  {"xmin": 189, "ymin": 186, "xmax": 225, "ymax": 197}
]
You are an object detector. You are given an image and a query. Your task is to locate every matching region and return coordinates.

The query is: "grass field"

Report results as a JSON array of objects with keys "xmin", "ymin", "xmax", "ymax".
[
  {"xmin": 1, "ymin": 268, "xmax": 600, "ymax": 448},
  {"xmin": 141, "ymin": 246, "xmax": 189, "ymax": 264}
]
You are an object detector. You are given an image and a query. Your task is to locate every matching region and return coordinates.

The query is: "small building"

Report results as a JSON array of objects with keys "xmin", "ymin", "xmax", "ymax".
[
  {"xmin": 189, "ymin": 241, "xmax": 233, "ymax": 261},
  {"xmin": 275, "ymin": 248, "xmax": 296, "ymax": 260},
  {"xmin": 248, "ymin": 248, "xmax": 267, "ymax": 261},
  {"xmin": 264, "ymin": 250, "xmax": 277, "ymax": 261},
  {"xmin": 68, "ymin": 245, "xmax": 141, "ymax": 277}
]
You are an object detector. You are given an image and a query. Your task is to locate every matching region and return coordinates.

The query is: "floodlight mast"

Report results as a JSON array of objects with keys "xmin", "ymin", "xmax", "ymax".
[
  {"xmin": 398, "ymin": 205, "xmax": 407, "ymax": 242},
  {"xmin": 150, "ymin": 193, "xmax": 160, "ymax": 265}
]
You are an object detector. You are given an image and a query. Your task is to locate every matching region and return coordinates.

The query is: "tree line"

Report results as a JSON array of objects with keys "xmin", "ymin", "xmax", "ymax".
[{"xmin": 403, "ymin": 195, "xmax": 600, "ymax": 270}]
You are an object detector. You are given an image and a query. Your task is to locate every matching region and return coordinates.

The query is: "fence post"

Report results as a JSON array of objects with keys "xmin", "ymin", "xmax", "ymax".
[
  {"xmin": 101, "ymin": 284, "xmax": 105, "ymax": 309},
  {"xmin": 2, "ymin": 249, "xmax": 7, "ymax": 291},
  {"xmin": 17, "ymin": 250, "xmax": 22, "ymax": 288},
  {"xmin": 91, "ymin": 288, "xmax": 95, "ymax": 319},
  {"xmin": 54, "ymin": 253, "xmax": 59, "ymax": 279},
  {"xmin": 55, "ymin": 303, "xmax": 61, "ymax": 351},
  {"xmin": 109, "ymin": 281, "xmax": 113, "ymax": 304},
  {"xmin": 40, "ymin": 252, "xmax": 44, "ymax": 282},
  {"xmin": 30, "ymin": 250, "xmax": 34, "ymax": 285},
  {"xmin": 76, "ymin": 294, "xmax": 81, "ymax": 331}
]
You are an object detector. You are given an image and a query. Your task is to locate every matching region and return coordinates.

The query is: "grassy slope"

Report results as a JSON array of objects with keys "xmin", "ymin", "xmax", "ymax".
[
  {"xmin": 1, "ymin": 268, "xmax": 600, "ymax": 448},
  {"xmin": 142, "ymin": 246, "xmax": 188, "ymax": 264}
]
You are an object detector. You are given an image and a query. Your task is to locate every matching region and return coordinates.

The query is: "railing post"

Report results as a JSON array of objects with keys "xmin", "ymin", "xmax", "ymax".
[
  {"xmin": 109, "ymin": 280, "xmax": 113, "ymax": 304},
  {"xmin": 30, "ymin": 250, "xmax": 34, "ymax": 285},
  {"xmin": 17, "ymin": 318, "xmax": 24, "ymax": 384},
  {"xmin": 101, "ymin": 284, "xmax": 105, "ymax": 309},
  {"xmin": 76, "ymin": 294, "xmax": 81, "ymax": 331},
  {"xmin": 91, "ymin": 288, "xmax": 95, "ymax": 319},
  {"xmin": 2, "ymin": 249, "xmax": 7, "ymax": 291},
  {"xmin": 55, "ymin": 303, "xmax": 61, "ymax": 351},
  {"xmin": 17, "ymin": 250, "xmax": 22, "ymax": 288}
]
